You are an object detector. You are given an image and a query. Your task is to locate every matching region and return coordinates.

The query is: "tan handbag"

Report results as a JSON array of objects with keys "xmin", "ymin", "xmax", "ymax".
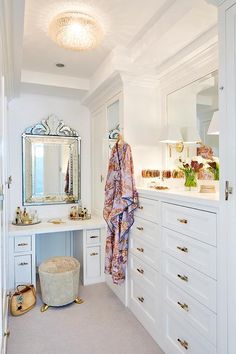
[{"xmin": 10, "ymin": 284, "xmax": 36, "ymax": 316}]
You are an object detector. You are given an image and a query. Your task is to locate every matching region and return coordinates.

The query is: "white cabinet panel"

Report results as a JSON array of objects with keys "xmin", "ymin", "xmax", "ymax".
[
  {"xmin": 162, "ymin": 254, "xmax": 216, "ymax": 312},
  {"xmin": 86, "ymin": 246, "xmax": 101, "ymax": 279},
  {"xmin": 162, "ymin": 228, "xmax": 217, "ymax": 279},
  {"xmin": 135, "ymin": 197, "xmax": 160, "ymax": 223},
  {"xmin": 163, "ymin": 279, "xmax": 216, "ymax": 345},
  {"xmin": 163, "ymin": 307, "xmax": 216, "ymax": 354},
  {"xmin": 14, "ymin": 255, "xmax": 32, "ymax": 287},
  {"xmin": 14, "ymin": 236, "xmax": 32, "ymax": 253},
  {"xmin": 131, "ymin": 217, "xmax": 161, "ymax": 247},
  {"xmin": 86, "ymin": 229, "xmax": 101, "ymax": 245},
  {"xmin": 162, "ymin": 203, "xmax": 217, "ymax": 246},
  {"xmin": 130, "ymin": 254, "xmax": 159, "ymax": 291},
  {"xmin": 130, "ymin": 235, "xmax": 160, "ymax": 271}
]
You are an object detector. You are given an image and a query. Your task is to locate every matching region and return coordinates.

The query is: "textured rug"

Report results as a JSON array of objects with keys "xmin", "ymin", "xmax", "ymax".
[{"xmin": 7, "ymin": 283, "xmax": 163, "ymax": 354}]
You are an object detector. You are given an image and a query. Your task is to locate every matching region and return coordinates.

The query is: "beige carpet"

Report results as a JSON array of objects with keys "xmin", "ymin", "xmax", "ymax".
[{"xmin": 7, "ymin": 283, "xmax": 164, "ymax": 354}]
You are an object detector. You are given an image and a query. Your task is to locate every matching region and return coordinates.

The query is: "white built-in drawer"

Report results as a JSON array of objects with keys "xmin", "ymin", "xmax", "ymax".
[
  {"xmin": 163, "ymin": 307, "xmax": 216, "ymax": 354},
  {"xmin": 162, "ymin": 254, "xmax": 216, "ymax": 312},
  {"xmin": 162, "ymin": 228, "xmax": 217, "ymax": 279},
  {"xmin": 86, "ymin": 229, "xmax": 100, "ymax": 245},
  {"xmin": 14, "ymin": 236, "xmax": 32, "ymax": 253},
  {"xmin": 130, "ymin": 277, "xmax": 156, "ymax": 324},
  {"xmin": 130, "ymin": 254, "xmax": 159, "ymax": 291},
  {"xmin": 163, "ymin": 279, "xmax": 216, "ymax": 345},
  {"xmin": 162, "ymin": 203, "xmax": 217, "ymax": 246},
  {"xmin": 14, "ymin": 255, "xmax": 32, "ymax": 287},
  {"xmin": 135, "ymin": 197, "xmax": 160, "ymax": 223},
  {"xmin": 131, "ymin": 217, "xmax": 161, "ymax": 247},
  {"xmin": 86, "ymin": 246, "xmax": 101, "ymax": 279},
  {"xmin": 130, "ymin": 236, "xmax": 160, "ymax": 270}
]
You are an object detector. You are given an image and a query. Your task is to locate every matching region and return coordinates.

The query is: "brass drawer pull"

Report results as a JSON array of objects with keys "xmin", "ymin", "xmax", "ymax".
[
  {"xmin": 136, "ymin": 226, "xmax": 144, "ymax": 231},
  {"xmin": 177, "ymin": 301, "xmax": 189, "ymax": 312},
  {"xmin": 137, "ymin": 268, "xmax": 144, "ymax": 274},
  {"xmin": 177, "ymin": 338, "xmax": 188, "ymax": 350},
  {"xmin": 137, "ymin": 296, "xmax": 144, "ymax": 303},
  {"xmin": 90, "ymin": 236, "xmax": 99, "ymax": 239},
  {"xmin": 177, "ymin": 246, "xmax": 188, "ymax": 253},
  {"xmin": 90, "ymin": 252, "xmax": 98, "ymax": 256},
  {"xmin": 17, "ymin": 243, "xmax": 28, "ymax": 246},
  {"xmin": 177, "ymin": 218, "xmax": 188, "ymax": 224},
  {"xmin": 177, "ymin": 274, "xmax": 188, "ymax": 282},
  {"xmin": 137, "ymin": 247, "xmax": 144, "ymax": 253},
  {"xmin": 19, "ymin": 262, "xmax": 28, "ymax": 266},
  {"xmin": 138, "ymin": 206, "xmax": 144, "ymax": 210}
]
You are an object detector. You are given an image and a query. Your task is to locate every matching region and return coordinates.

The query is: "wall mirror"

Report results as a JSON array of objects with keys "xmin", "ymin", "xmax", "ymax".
[
  {"xmin": 22, "ymin": 115, "xmax": 81, "ymax": 205},
  {"xmin": 167, "ymin": 70, "xmax": 219, "ymax": 156}
]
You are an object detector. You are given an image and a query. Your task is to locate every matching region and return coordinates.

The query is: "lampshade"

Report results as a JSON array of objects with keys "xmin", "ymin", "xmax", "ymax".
[
  {"xmin": 159, "ymin": 125, "xmax": 183, "ymax": 143},
  {"xmin": 48, "ymin": 12, "xmax": 104, "ymax": 51},
  {"xmin": 181, "ymin": 126, "xmax": 201, "ymax": 144},
  {"xmin": 208, "ymin": 111, "xmax": 219, "ymax": 135}
]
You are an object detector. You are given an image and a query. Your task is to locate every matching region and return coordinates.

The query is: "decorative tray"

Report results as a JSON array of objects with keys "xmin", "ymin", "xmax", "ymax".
[
  {"xmin": 47, "ymin": 218, "xmax": 66, "ymax": 225},
  {"xmin": 12, "ymin": 220, "xmax": 41, "ymax": 226}
]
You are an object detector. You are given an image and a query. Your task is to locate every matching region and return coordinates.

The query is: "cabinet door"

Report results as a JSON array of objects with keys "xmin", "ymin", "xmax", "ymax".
[
  {"xmin": 14, "ymin": 255, "xmax": 32, "ymax": 287},
  {"xmin": 86, "ymin": 246, "xmax": 101, "ymax": 279},
  {"xmin": 91, "ymin": 107, "xmax": 107, "ymax": 215}
]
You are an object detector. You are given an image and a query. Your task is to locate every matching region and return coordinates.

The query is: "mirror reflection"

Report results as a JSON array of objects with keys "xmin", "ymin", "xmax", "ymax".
[
  {"xmin": 22, "ymin": 116, "xmax": 81, "ymax": 205},
  {"xmin": 167, "ymin": 70, "xmax": 219, "ymax": 156}
]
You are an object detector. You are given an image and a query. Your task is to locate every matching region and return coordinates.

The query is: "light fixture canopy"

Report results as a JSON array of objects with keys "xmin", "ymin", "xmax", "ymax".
[{"xmin": 49, "ymin": 11, "xmax": 104, "ymax": 51}]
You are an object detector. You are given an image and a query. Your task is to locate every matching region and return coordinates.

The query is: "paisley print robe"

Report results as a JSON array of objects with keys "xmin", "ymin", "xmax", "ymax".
[{"xmin": 103, "ymin": 142, "xmax": 138, "ymax": 284}]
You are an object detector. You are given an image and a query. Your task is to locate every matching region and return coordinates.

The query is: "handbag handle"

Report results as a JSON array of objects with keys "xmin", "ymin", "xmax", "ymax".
[{"xmin": 16, "ymin": 284, "xmax": 36, "ymax": 298}]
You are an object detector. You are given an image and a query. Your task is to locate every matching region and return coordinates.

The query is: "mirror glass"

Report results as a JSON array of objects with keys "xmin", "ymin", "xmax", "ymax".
[
  {"xmin": 22, "ymin": 116, "xmax": 81, "ymax": 205},
  {"xmin": 167, "ymin": 70, "xmax": 219, "ymax": 156}
]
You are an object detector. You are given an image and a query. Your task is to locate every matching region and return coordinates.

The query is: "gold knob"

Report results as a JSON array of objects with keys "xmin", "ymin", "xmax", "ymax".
[
  {"xmin": 177, "ymin": 274, "xmax": 188, "ymax": 282},
  {"xmin": 137, "ymin": 296, "xmax": 144, "ymax": 303},
  {"xmin": 90, "ymin": 252, "xmax": 98, "ymax": 256},
  {"xmin": 177, "ymin": 338, "xmax": 188, "ymax": 350},
  {"xmin": 18, "ymin": 243, "xmax": 28, "ymax": 246},
  {"xmin": 19, "ymin": 262, "xmax": 28, "ymax": 266},
  {"xmin": 177, "ymin": 246, "xmax": 188, "ymax": 253},
  {"xmin": 177, "ymin": 218, "xmax": 188, "ymax": 224},
  {"xmin": 137, "ymin": 268, "xmax": 144, "ymax": 274},
  {"xmin": 138, "ymin": 206, "xmax": 144, "ymax": 210},
  {"xmin": 137, "ymin": 247, "xmax": 144, "ymax": 253},
  {"xmin": 177, "ymin": 301, "xmax": 189, "ymax": 312},
  {"xmin": 4, "ymin": 330, "xmax": 10, "ymax": 337},
  {"xmin": 137, "ymin": 226, "xmax": 144, "ymax": 231}
]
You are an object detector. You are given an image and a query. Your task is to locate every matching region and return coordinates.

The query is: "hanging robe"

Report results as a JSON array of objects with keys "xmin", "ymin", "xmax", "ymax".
[{"xmin": 103, "ymin": 142, "xmax": 138, "ymax": 284}]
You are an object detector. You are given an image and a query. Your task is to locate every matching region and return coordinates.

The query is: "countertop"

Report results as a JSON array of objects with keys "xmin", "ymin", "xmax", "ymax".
[
  {"xmin": 9, "ymin": 215, "xmax": 106, "ymax": 237},
  {"xmin": 137, "ymin": 187, "xmax": 219, "ymax": 209}
]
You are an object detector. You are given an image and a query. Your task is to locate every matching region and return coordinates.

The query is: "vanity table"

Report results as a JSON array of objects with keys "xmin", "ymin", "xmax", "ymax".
[{"xmin": 8, "ymin": 216, "xmax": 106, "ymax": 290}]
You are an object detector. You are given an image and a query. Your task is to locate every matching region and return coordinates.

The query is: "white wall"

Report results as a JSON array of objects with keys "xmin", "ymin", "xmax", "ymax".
[{"xmin": 8, "ymin": 93, "xmax": 90, "ymax": 220}]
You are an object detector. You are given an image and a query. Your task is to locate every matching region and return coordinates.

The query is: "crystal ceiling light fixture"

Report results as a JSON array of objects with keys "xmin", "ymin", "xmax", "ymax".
[{"xmin": 48, "ymin": 11, "xmax": 104, "ymax": 51}]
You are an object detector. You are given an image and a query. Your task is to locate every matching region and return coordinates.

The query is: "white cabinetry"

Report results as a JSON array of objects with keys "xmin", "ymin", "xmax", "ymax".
[
  {"xmin": 128, "ymin": 196, "xmax": 161, "ymax": 342},
  {"xmin": 127, "ymin": 190, "xmax": 221, "ymax": 354},
  {"xmin": 8, "ymin": 221, "xmax": 106, "ymax": 290}
]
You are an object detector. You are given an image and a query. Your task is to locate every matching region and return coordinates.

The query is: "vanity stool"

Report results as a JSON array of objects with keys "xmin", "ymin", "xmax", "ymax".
[{"xmin": 39, "ymin": 256, "xmax": 83, "ymax": 312}]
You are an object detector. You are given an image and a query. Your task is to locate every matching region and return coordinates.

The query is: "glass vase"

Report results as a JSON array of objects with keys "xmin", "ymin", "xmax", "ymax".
[{"xmin": 184, "ymin": 172, "xmax": 197, "ymax": 191}]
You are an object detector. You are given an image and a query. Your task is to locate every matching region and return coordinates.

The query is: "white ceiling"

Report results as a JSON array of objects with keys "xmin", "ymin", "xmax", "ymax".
[
  {"xmin": 21, "ymin": 0, "xmax": 217, "ymax": 94},
  {"xmin": 23, "ymin": 0, "xmax": 168, "ymax": 78}
]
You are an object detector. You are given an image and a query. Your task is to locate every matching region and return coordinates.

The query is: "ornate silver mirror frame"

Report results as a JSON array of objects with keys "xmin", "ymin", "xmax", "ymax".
[{"xmin": 22, "ymin": 115, "xmax": 81, "ymax": 205}]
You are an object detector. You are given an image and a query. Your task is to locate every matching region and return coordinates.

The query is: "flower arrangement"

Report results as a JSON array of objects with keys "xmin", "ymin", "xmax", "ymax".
[
  {"xmin": 207, "ymin": 159, "xmax": 219, "ymax": 181},
  {"xmin": 179, "ymin": 159, "xmax": 204, "ymax": 189}
]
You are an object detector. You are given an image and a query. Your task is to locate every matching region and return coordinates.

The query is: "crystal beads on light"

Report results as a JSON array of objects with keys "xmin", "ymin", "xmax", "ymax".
[{"xmin": 48, "ymin": 12, "xmax": 104, "ymax": 51}]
